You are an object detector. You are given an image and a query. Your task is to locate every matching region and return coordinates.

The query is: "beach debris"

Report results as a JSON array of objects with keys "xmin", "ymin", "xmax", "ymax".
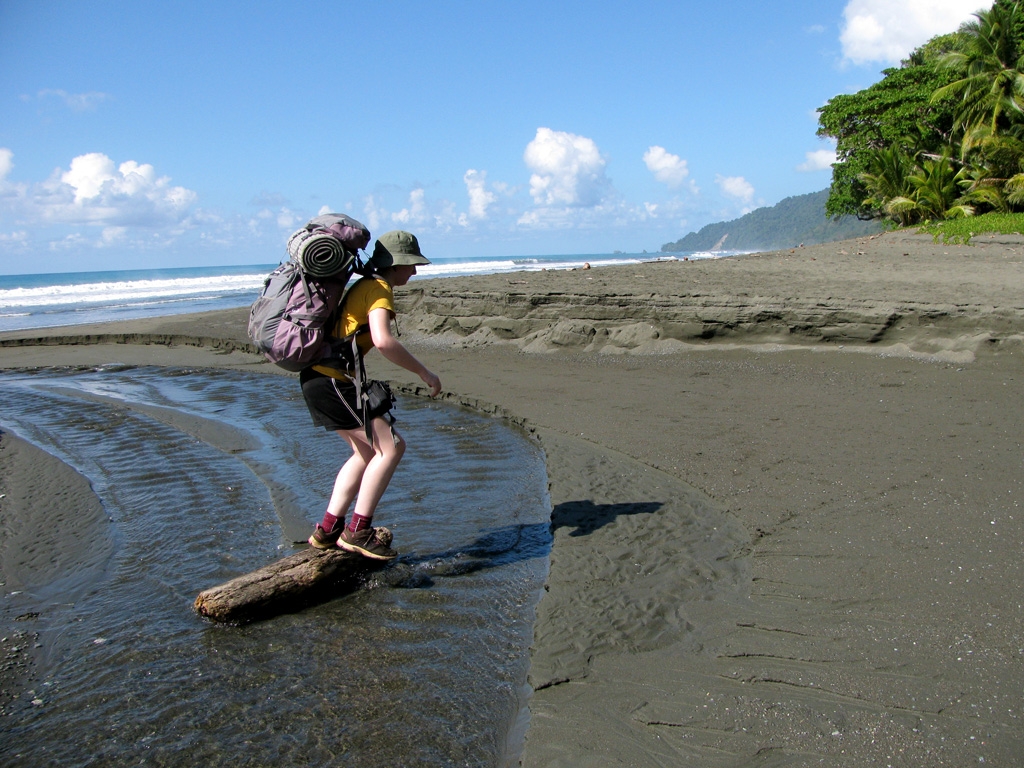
[{"xmin": 193, "ymin": 542, "xmax": 389, "ymax": 624}]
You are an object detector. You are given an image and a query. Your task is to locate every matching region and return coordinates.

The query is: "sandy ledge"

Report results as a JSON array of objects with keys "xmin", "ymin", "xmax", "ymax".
[{"xmin": 1, "ymin": 230, "xmax": 1022, "ymax": 766}]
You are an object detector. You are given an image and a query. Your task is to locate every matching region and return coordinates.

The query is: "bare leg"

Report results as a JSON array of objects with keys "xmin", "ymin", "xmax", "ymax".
[
  {"xmin": 325, "ymin": 437, "xmax": 374, "ymax": 518},
  {"xmin": 343, "ymin": 418, "xmax": 406, "ymax": 521}
]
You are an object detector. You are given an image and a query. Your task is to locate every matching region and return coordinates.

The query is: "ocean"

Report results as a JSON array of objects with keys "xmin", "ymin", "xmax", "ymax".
[{"xmin": 0, "ymin": 250, "xmax": 727, "ymax": 334}]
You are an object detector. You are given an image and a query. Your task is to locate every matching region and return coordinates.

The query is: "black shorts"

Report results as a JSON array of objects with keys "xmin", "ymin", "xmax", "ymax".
[
  {"xmin": 299, "ymin": 368, "xmax": 363, "ymax": 431},
  {"xmin": 299, "ymin": 368, "xmax": 396, "ymax": 432}
]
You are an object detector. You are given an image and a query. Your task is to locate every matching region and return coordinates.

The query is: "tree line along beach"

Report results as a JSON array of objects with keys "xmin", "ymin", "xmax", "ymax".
[{"xmin": 1, "ymin": 229, "xmax": 1023, "ymax": 766}]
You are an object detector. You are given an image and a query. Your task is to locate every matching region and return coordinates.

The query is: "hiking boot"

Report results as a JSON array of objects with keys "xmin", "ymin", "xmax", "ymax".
[
  {"xmin": 338, "ymin": 526, "xmax": 397, "ymax": 561},
  {"xmin": 308, "ymin": 524, "xmax": 343, "ymax": 550}
]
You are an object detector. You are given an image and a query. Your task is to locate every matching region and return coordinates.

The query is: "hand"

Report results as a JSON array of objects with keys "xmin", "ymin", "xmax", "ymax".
[{"xmin": 421, "ymin": 370, "xmax": 441, "ymax": 398}]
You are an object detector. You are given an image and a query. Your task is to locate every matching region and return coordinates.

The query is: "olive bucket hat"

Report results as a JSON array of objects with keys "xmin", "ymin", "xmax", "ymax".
[{"xmin": 370, "ymin": 230, "xmax": 431, "ymax": 269}]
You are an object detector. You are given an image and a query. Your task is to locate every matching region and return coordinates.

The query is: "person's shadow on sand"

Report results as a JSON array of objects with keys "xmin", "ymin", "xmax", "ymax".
[
  {"xmin": 387, "ymin": 501, "xmax": 662, "ymax": 588},
  {"xmin": 550, "ymin": 499, "xmax": 663, "ymax": 537}
]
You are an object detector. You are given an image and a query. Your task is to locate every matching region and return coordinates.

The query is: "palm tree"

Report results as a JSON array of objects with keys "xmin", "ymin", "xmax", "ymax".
[
  {"xmin": 860, "ymin": 149, "xmax": 976, "ymax": 224},
  {"xmin": 907, "ymin": 156, "xmax": 974, "ymax": 220},
  {"xmin": 1004, "ymin": 171, "xmax": 1024, "ymax": 205},
  {"xmin": 940, "ymin": 110, "xmax": 1024, "ymax": 213},
  {"xmin": 958, "ymin": 161, "xmax": 1012, "ymax": 212},
  {"xmin": 934, "ymin": 1, "xmax": 1024, "ymax": 138},
  {"xmin": 859, "ymin": 147, "xmax": 919, "ymax": 225}
]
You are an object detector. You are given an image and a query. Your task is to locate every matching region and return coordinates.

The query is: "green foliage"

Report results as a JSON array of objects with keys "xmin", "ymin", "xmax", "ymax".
[
  {"xmin": 660, "ymin": 190, "xmax": 882, "ymax": 253},
  {"xmin": 817, "ymin": 34, "xmax": 961, "ymax": 218},
  {"xmin": 935, "ymin": 0, "xmax": 1024, "ymax": 136},
  {"xmin": 818, "ymin": 1, "xmax": 1024, "ymax": 227},
  {"xmin": 908, "ymin": 156, "xmax": 974, "ymax": 219},
  {"xmin": 916, "ymin": 210, "xmax": 1024, "ymax": 242},
  {"xmin": 859, "ymin": 146, "xmax": 918, "ymax": 224}
]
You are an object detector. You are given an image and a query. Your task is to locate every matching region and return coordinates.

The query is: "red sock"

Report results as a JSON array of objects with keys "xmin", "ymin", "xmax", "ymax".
[
  {"xmin": 347, "ymin": 513, "xmax": 372, "ymax": 532},
  {"xmin": 320, "ymin": 511, "xmax": 341, "ymax": 534}
]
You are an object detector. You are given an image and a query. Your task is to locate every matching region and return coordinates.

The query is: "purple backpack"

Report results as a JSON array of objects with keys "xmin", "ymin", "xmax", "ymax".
[{"xmin": 247, "ymin": 214, "xmax": 370, "ymax": 371}]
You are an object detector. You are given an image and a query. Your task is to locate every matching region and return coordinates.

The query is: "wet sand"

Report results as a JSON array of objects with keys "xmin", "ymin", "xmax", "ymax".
[{"xmin": 2, "ymin": 230, "xmax": 1023, "ymax": 765}]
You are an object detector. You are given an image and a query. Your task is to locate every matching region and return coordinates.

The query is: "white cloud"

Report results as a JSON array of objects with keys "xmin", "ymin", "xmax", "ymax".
[
  {"xmin": 362, "ymin": 187, "xmax": 459, "ymax": 234},
  {"xmin": 643, "ymin": 146, "xmax": 690, "ymax": 188},
  {"xmin": 797, "ymin": 148, "xmax": 838, "ymax": 172},
  {"xmin": 100, "ymin": 226, "xmax": 127, "ymax": 245},
  {"xmin": 34, "ymin": 89, "xmax": 111, "ymax": 112},
  {"xmin": 392, "ymin": 188, "xmax": 427, "ymax": 225},
  {"xmin": 61, "ymin": 153, "xmax": 122, "ymax": 201},
  {"xmin": 0, "ymin": 152, "xmax": 341, "ymax": 265},
  {"xmin": 48, "ymin": 233, "xmax": 86, "ymax": 251},
  {"xmin": 0, "ymin": 149, "xmax": 198, "ymax": 252},
  {"xmin": 715, "ymin": 174, "xmax": 755, "ymax": 204},
  {"xmin": 52, "ymin": 152, "xmax": 196, "ymax": 225},
  {"xmin": 433, "ymin": 199, "xmax": 459, "ymax": 233},
  {"xmin": 840, "ymin": 0, "xmax": 992, "ymax": 65},
  {"xmin": 464, "ymin": 169, "xmax": 496, "ymax": 219},
  {"xmin": 279, "ymin": 208, "xmax": 304, "ymax": 229},
  {"xmin": 0, "ymin": 148, "xmax": 12, "ymax": 181},
  {"xmin": 0, "ymin": 230, "xmax": 28, "ymax": 244},
  {"xmin": 523, "ymin": 127, "xmax": 610, "ymax": 207},
  {"xmin": 362, "ymin": 194, "xmax": 384, "ymax": 233}
]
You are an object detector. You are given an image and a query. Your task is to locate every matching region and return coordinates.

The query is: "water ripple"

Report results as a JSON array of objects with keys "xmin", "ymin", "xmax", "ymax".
[{"xmin": 0, "ymin": 366, "xmax": 550, "ymax": 768}]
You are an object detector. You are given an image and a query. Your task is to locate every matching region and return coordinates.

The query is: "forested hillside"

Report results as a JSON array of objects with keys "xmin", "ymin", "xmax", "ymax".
[{"xmin": 661, "ymin": 189, "xmax": 882, "ymax": 253}]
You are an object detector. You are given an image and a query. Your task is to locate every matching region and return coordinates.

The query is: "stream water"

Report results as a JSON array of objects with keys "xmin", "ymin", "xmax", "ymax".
[{"xmin": 0, "ymin": 365, "xmax": 550, "ymax": 767}]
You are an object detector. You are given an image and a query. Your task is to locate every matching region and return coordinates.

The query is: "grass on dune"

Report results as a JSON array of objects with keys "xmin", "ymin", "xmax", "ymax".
[{"xmin": 915, "ymin": 212, "xmax": 1024, "ymax": 244}]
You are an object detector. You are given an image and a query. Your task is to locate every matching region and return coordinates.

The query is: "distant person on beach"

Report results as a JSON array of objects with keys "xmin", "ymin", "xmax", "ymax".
[{"xmin": 300, "ymin": 230, "xmax": 442, "ymax": 560}]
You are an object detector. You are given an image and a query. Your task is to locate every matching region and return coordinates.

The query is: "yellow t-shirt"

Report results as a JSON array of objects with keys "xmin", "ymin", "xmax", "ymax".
[{"xmin": 311, "ymin": 276, "xmax": 394, "ymax": 378}]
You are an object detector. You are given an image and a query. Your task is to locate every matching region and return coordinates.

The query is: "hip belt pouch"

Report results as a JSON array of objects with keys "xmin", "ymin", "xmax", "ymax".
[{"xmin": 363, "ymin": 380, "xmax": 396, "ymax": 421}]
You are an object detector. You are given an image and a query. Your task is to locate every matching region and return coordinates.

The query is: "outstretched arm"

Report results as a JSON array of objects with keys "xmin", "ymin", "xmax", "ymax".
[{"xmin": 368, "ymin": 307, "xmax": 442, "ymax": 397}]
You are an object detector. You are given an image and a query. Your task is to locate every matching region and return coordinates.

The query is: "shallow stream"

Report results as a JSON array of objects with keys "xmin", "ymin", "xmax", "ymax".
[{"xmin": 0, "ymin": 366, "xmax": 550, "ymax": 767}]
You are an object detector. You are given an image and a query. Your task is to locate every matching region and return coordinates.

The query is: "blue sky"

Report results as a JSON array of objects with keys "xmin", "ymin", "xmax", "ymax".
[{"xmin": 0, "ymin": 0, "xmax": 994, "ymax": 274}]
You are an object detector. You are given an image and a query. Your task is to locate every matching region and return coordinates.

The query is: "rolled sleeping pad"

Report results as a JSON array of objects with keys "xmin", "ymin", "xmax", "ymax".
[{"xmin": 286, "ymin": 228, "xmax": 352, "ymax": 278}]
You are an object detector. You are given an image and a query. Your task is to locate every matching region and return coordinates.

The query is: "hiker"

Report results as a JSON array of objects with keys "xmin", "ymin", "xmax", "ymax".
[{"xmin": 300, "ymin": 230, "xmax": 442, "ymax": 560}]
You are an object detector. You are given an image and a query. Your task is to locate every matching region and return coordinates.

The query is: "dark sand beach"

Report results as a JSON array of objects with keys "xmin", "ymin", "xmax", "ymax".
[{"xmin": 2, "ymin": 230, "xmax": 1023, "ymax": 766}]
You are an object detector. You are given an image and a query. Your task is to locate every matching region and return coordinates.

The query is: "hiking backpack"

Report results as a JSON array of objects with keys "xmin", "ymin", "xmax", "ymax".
[{"xmin": 247, "ymin": 213, "xmax": 371, "ymax": 371}]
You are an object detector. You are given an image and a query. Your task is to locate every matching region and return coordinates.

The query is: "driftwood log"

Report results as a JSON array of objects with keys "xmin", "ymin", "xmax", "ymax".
[{"xmin": 194, "ymin": 529, "xmax": 391, "ymax": 624}]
